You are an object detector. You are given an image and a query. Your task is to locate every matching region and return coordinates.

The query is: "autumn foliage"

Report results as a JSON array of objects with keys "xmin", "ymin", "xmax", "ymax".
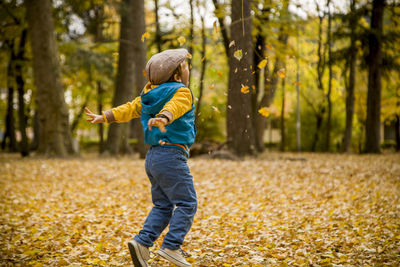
[{"xmin": 1, "ymin": 153, "xmax": 399, "ymax": 266}]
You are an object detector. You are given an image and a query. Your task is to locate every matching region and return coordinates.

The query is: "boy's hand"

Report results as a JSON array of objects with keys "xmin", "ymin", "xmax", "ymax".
[
  {"xmin": 148, "ymin": 117, "xmax": 167, "ymax": 132},
  {"xmin": 85, "ymin": 107, "xmax": 105, "ymax": 124}
]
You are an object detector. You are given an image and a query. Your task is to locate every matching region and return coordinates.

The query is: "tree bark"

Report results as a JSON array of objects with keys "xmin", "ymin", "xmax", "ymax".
[
  {"xmin": 15, "ymin": 29, "xmax": 29, "ymax": 156},
  {"xmin": 26, "ymin": 0, "xmax": 74, "ymax": 156},
  {"xmin": 227, "ymin": 0, "xmax": 256, "ymax": 156},
  {"xmin": 395, "ymin": 114, "xmax": 400, "ymax": 152},
  {"xmin": 188, "ymin": 0, "xmax": 194, "ymax": 84},
  {"xmin": 280, "ymin": 77, "xmax": 286, "ymax": 151},
  {"xmin": 324, "ymin": 0, "xmax": 332, "ymax": 151},
  {"xmin": 154, "ymin": 0, "xmax": 161, "ymax": 53},
  {"xmin": 343, "ymin": 0, "xmax": 357, "ymax": 153},
  {"xmin": 97, "ymin": 81, "xmax": 105, "ymax": 153},
  {"xmin": 105, "ymin": 0, "xmax": 137, "ymax": 155},
  {"xmin": 195, "ymin": 10, "xmax": 207, "ymax": 127},
  {"xmin": 131, "ymin": 0, "xmax": 148, "ymax": 158},
  {"xmin": 365, "ymin": 0, "xmax": 385, "ymax": 153},
  {"xmin": 254, "ymin": 0, "xmax": 289, "ymax": 152},
  {"xmin": 2, "ymin": 44, "xmax": 18, "ymax": 152},
  {"xmin": 212, "ymin": 0, "xmax": 230, "ymax": 56}
]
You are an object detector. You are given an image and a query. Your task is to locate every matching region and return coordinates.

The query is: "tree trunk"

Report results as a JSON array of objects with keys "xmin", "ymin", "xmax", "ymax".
[
  {"xmin": 105, "ymin": 0, "xmax": 137, "ymax": 155},
  {"xmin": 2, "ymin": 48, "xmax": 18, "ymax": 152},
  {"xmin": 188, "ymin": 0, "xmax": 194, "ymax": 84},
  {"xmin": 195, "ymin": 11, "xmax": 207, "ymax": 126},
  {"xmin": 395, "ymin": 114, "xmax": 400, "ymax": 152},
  {"xmin": 131, "ymin": 0, "xmax": 148, "ymax": 158},
  {"xmin": 26, "ymin": 0, "xmax": 74, "ymax": 156},
  {"xmin": 15, "ymin": 29, "xmax": 29, "ymax": 156},
  {"xmin": 154, "ymin": 0, "xmax": 161, "ymax": 53},
  {"xmin": 325, "ymin": 0, "xmax": 332, "ymax": 152},
  {"xmin": 212, "ymin": 0, "xmax": 230, "ymax": 56},
  {"xmin": 97, "ymin": 81, "xmax": 105, "ymax": 153},
  {"xmin": 343, "ymin": 0, "xmax": 357, "ymax": 153},
  {"xmin": 227, "ymin": 0, "xmax": 256, "ymax": 156},
  {"xmin": 254, "ymin": 0, "xmax": 289, "ymax": 153},
  {"xmin": 365, "ymin": 0, "xmax": 385, "ymax": 153},
  {"xmin": 280, "ymin": 77, "xmax": 286, "ymax": 151}
]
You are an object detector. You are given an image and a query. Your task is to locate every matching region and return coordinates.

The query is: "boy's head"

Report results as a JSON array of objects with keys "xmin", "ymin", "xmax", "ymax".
[{"xmin": 145, "ymin": 48, "xmax": 190, "ymax": 86}]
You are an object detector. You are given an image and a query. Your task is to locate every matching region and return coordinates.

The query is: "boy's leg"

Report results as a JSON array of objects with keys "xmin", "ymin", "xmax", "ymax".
[
  {"xmin": 150, "ymin": 150, "xmax": 198, "ymax": 250},
  {"xmin": 134, "ymin": 173, "xmax": 174, "ymax": 247}
]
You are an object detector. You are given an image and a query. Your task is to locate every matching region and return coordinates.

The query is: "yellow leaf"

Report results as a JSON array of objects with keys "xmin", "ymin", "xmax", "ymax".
[
  {"xmin": 217, "ymin": 70, "xmax": 223, "ymax": 77},
  {"xmin": 258, "ymin": 107, "xmax": 270, "ymax": 117},
  {"xmin": 186, "ymin": 53, "xmax": 192, "ymax": 59},
  {"xmin": 223, "ymin": 264, "xmax": 231, "ymax": 267},
  {"xmin": 258, "ymin": 59, "xmax": 268, "ymax": 69},
  {"xmin": 212, "ymin": 106, "xmax": 220, "ymax": 113},
  {"xmin": 177, "ymin": 36, "xmax": 186, "ymax": 46},
  {"xmin": 209, "ymin": 84, "xmax": 215, "ymax": 90},
  {"xmin": 213, "ymin": 20, "xmax": 218, "ymax": 34},
  {"xmin": 277, "ymin": 68, "xmax": 286, "ymax": 78},
  {"xmin": 234, "ymin": 49, "xmax": 243, "ymax": 61},
  {"xmin": 141, "ymin": 32, "xmax": 149, "ymax": 42},
  {"xmin": 241, "ymin": 85, "xmax": 249, "ymax": 94},
  {"xmin": 266, "ymin": 44, "xmax": 273, "ymax": 50},
  {"xmin": 201, "ymin": 57, "xmax": 206, "ymax": 62},
  {"xmin": 229, "ymin": 40, "xmax": 235, "ymax": 48}
]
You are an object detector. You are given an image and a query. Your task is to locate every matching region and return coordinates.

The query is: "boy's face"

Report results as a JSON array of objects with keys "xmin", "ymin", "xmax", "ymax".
[{"xmin": 180, "ymin": 61, "xmax": 189, "ymax": 86}]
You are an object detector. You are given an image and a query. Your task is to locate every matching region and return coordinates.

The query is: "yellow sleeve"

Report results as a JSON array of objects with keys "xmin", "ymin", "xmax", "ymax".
[
  {"xmin": 102, "ymin": 96, "xmax": 142, "ymax": 123},
  {"xmin": 158, "ymin": 87, "xmax": 193, "ymax": 123}
]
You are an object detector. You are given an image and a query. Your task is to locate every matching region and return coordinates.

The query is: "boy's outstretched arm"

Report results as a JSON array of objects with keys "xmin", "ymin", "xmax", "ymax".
[
  {"xmin": 102, "ymin": 96, "xmax": 142, "ymax": 123},
  {"xmin": 85, "ymin": 107, "xmax": 105, "ymax": 123}
]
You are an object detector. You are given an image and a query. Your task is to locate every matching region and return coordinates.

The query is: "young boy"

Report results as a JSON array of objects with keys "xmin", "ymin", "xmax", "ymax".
[{"xmin": 85, "ymin": 48, "xmax": 197, "ymax": 267}]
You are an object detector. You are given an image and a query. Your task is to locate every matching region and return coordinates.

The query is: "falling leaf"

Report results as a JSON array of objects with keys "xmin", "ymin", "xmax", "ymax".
[
  {"xmin": 142, "ymin": 69, "xmax": 146, "ymax": 77},
  {"xmin": 234, "ymin": 68, "xmax": 238, "ymax": 73},
  {"xmin": 258, "ymin": 59, "xmax": 268, "ymax": 69},
  {"xmin": 201, "ymin": 57, "xmax": 206, "ymax": 62},
  {"xmin": 209, "ymin": 84, "xmax": 215, "ymax": 90},
  {"xmin": 258, "ymin": 107, "xmax": 270, "ymax": 117},
  {"xmin": 241, "ymin": 85, "xmax": 249, "ymax": 94},
  {"xmin": 213, "ymin": 20, "xmax": 218, "ymax": 34},
  {"xmin": 229, "ymin": 41, "xmax": 235, "ymax": 48},
  {"xmin": 266, "ymin": 44, "xmax": 273, "ymax": 50},
  {"xmin": 141, "ymin": 32, "xmax": 149, "ymax": 42},
  {"xmin": 186, "ymin": 53, "xmax": 192, "ymax": 59},
  {"xmin": 211, "ymin": 106, "xmax": 220, "ymax": 113},
  {"xmin": 234, "ymin": 49, "xmax": 243, "ymax": 61},
  {"xmin": 293, "ymin": 81, "xmax": 302, "ymax": 86},
  {"xmin": 277, "ymin": 68, "xmax": 286, "ymax": 78},
  {"xmin": 228, "ymin": 105, "xmax": 232, "ymax": 109},
  {"xmin": 217, "ymin": 71, "xmax": 223, "ymax": 77},
  {"xmin": 177, "ymin": 36, "xmax": 186, "ymax": 46}
]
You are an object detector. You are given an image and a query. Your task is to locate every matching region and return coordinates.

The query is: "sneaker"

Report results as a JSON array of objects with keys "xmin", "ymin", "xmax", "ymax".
[
  {"xmin": 128, "ymin": 240, "xmax": 150, "ymax": 267},
  {"xmin": 157, "ymin": 247, "xmax": 192, "ymax": 267}
]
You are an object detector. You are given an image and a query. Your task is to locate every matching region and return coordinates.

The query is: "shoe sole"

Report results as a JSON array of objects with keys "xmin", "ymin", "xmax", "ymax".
[
  {"xmin": 157, "ymin": 249, "xmax": 191, "ymax": 267},
  {"xmin": 128, "ymin": 241, "xmax": 148, "ymax": 267}
]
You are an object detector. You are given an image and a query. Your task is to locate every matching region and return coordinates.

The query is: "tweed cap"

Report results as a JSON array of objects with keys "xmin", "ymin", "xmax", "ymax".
[{"xmin": 145, "ymin": 48, "xmax": 188, "ymax": 84}]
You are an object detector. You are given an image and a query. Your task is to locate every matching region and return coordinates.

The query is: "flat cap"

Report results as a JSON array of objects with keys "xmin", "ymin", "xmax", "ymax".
[{"xmin": 145, "ymin": 48, "xmax": 188, "ymax": 85}]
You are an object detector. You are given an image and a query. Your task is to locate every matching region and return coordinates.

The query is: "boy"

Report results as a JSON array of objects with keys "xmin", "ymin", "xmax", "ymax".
[{"xmin": 85, "ymin": 48, "xmax": 197, "ymax": 267}]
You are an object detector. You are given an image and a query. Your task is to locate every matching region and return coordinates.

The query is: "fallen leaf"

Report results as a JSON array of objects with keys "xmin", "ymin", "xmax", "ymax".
[{"xmin": 234, "ymin": 50, "xmax": 243, "ymax": 61}]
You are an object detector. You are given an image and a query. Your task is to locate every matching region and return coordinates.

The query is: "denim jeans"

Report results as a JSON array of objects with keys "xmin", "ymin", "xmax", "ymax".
[{"xmin": 134, "ymin": 146, "xmax": 197, "ymax": 250}]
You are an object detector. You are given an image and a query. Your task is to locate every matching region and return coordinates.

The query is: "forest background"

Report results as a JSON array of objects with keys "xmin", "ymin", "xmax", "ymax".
[{"xmin": 0, "ymin": 0, "xmax": 399, "ymax": 157}]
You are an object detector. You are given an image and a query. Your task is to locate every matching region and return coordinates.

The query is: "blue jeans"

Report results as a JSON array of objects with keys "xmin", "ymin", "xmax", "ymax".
[{"xmin": 134, "ymin": 146, "xmax": 197, "ymax": 250}]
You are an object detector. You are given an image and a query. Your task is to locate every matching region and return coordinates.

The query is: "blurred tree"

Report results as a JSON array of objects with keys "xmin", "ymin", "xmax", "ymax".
[
  {"xmin": 105, "ymin": 0, "xmax": 146, "ymax": 155},
  {"xmin": 26, "ymin": 0, "xmax": 74, "ymax": 156},
  {"xmin": 365, "ymin": 0, "xmax": 385, "ymax": 153},
  {"xmin": 227, "ymin": 0, "xmax": 256, "ymax": 156}
]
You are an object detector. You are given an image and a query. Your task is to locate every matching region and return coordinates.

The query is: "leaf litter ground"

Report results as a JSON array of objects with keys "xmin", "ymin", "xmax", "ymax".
[{"xmin": 1, "ymin": 152, "xmax": 399, "ymax": 266}]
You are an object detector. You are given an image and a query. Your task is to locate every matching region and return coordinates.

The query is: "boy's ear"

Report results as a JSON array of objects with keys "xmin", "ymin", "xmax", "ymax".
[{"xmin": 174, "ymin": 73, "xmax": 182, "ymax": 82}]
